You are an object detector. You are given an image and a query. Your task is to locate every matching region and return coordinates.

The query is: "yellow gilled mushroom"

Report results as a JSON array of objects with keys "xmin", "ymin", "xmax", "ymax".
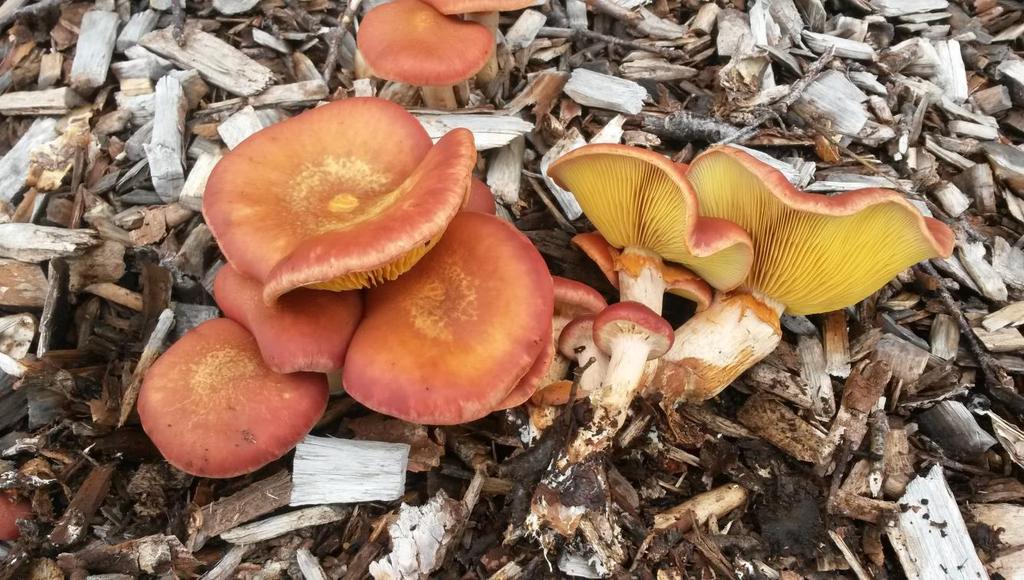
[
  {"xmin": 548, "ymin": 144, "xmax": 753, "ymax": 315},
  {"xmin": 652, "ymin": 146, "xmax": 955, "ymax": 403}
]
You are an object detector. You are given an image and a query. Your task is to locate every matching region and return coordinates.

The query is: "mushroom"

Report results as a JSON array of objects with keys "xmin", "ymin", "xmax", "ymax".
[
  {"xmin": 419, "ymin": 0, "xmax": 539, "ymax": 83},
  {"xmin": 548, "ymin": 144, "xmax": 753, "ymax": 315},
  {"xmin": 464, "ymin": 178, "xmax": 497, "ymax": 214},
  {"xmin": 357, "ymin": 0, "xmax": 494, "ymax": 109},
  {"xmin": 203, "ymin": 97, "xmax": 477, "ymax": 302},
  {"xmin": 530, "ymin": 277, "xmax": 607, "ymax": 394},
  {"xmin": 556, "ymin": 314, "xmax": 609, "ymax": 398},
  {"xmin": 138, "ymin": 318, "xmax": 329, "ymax": 478},
  {"xmin": 567, "ymin": 302, "xmax": 673, "ymax": 462},
  {"xmin": 0, "ymin": 492, "xmax": 30, "ymax": 540},
  {"xmin": 572, "ymin": 232, "xmax": 713, "ymax": 311},
  {"xmin": 342, "ymin": 211, "xmax": 553, "ymax": 425},
  {"xmin": 652, "ymin": 146, "xmax": 955, "ymax": 403},
  {"xmin": 493, "ymin": 332, "xmax": 555, "ymax": 410},
  {"xmin": 213, "ymin": 264, "xmax": 363, "ymax": 374}
]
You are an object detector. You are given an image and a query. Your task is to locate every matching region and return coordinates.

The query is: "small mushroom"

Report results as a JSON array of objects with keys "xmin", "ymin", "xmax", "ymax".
[
  {"xmin": 531, "ymin": 276, "xmax": 607, "ymax": 395},
  {"xmin": 556, "ymin": 314, "xmax": 608, "ymax": 398},
  {"xmin": 357, "ymin": 0, "xmax": 494, "ymax": 109},
  {"xmin": 572, "ymin": 232, "xmax": 712, "ymax": 311},
  {"xmin": 213, "ymin": 265, "xmax": 363, "ymax": 374},
  {"xmin": 203, "ymin": 97, "xmax": 477, "ymax": 302},
  {"xmin": 549, "ymin": 144, "xmax": 752, "ymax": 315},
  {"xmin": 568, "ymin": 302, "xmax": 673, "ymax": 462},
  {"xmin": 653, "ymin": 146, "xmax": 955, "ymax": 402},
  {"xmin": 420, "ymin": 0, "xmax": 540, "ymax": 83},
  {"xmin": 0, "ymin": 492, "xmax": 30, "ymax": 540},
  {"xmin": 464, "ymin": 178, "xmax": 497, "ymax": 214},
  {"xmin": 342, "ymin": 212, "xmax": 553, "ymax": 425},
  {"xmin": 138, "ymin": 319, "xmax": 329, "ymax": 478}
]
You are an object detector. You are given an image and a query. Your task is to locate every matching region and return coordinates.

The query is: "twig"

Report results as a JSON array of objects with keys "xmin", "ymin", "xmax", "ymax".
[
  {"xmin": 171, "ymin": 0, "xmax": 185, "ymax": 46},
  {"xmin": 539, "ymin": 26, "xmax": 689, "ymax": 60},
  {"xmin": 322, "ymin": 0, "xmax": 364, "ymax": 84},
  {"xmin": 717, "ymin": 45, "xmax": 836, "ymax": 146},
  {"xmin": 918, "ymin": 262, "xmax": 1024, "ymax": 416}
]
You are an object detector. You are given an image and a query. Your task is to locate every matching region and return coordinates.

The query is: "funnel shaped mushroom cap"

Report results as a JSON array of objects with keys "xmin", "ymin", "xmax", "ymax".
[
  {"xmin": 343, "ymin": 212, "xmax": 553, "ymax": 425},
  {"xmin": 549, "ymin": 144, "xmax": 754, "ymax": 291},
  {"xmin": 571, "ymin": 232, "xmax": 712, "ymax": 310},
  {"xmin": 203, "ymin": 98, "xmax": 477, "ymax": 300},
  {"xmin": 593, "ymin": 302, "xmax": 674, "ymax": 359},
  {"xmin": 358, "ymin": 0, "xmax": 494, "ymax": 86},
  {"xmin": 494, "ymin": 333, "xmax": 555, "ymax": 410},
  {"xmin": 214, "ymin": 265, "xmax": 363, "ymax": 374},
  {"xmin": 138, "ymin": 319, "xmax": 328, "ymax": 478},
  {"xmin": 465, "ymin": 178, "xmax": 497, "ymax": 214},
  {"xmin": 0, "ymin": 493, "xmax": 30, "ymax": 540},
  {"xmin": 686, "ymin": 147, "xmax": 955, "ymax": 315},
  {"xmin": 421, "ymin": 0, "xmax": 537, "ymax": 14}
]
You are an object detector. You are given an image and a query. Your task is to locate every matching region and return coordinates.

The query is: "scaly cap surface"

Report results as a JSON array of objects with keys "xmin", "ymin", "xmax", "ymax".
[
  {"xmin": 686, "ymin": 146, "xmax": 955, "ymax": 315},
  {"xmin": 343, "ymin": 212, "xmax": 553, "ymax": 425},
  {"xmin": 549, "ymin": 144, "xmax": 753, "ymax": 291}
]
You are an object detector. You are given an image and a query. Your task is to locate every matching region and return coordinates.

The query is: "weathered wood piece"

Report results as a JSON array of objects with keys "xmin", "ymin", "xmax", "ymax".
[
  {"xmin": 505, "ymin": 10, "xmax": 547, "ymax": 51},
  {"xmin": 38, "ymin": 51, "xmax": 62, "ymax": 88},
  {"xmin": 250, "ymin": 80, "xmax": 328, "ymax": 109},
  {"xmin": 823, "ymin": 310, "xmax": 851, "ymax": 378},
  {"xmin": 0, "ymin": 224, "xmax": 98, "ymax": 262},
  {"xmin": 919, "ymin": 401, "xmax": 997, "ymax": 460},
  {"xmin": 737, "ymin": 392, "xmax": 826, "ymax": 463},
  {"xmin": 0, "ymin": 118, "xmax": 57, "ymax": 203},
  {"xmin": 49, "ymin": 464, "xmax": 115, "ymax": 546},
  {"xmin": 486, "ymin": 137, "xmax": 524, "ymax": 206},
  {"xmin": 179, "ymin": 151, "xmax": 222, "ymax": 211},
  {"xmin": 0, "ymin": 87, "xmax": 83, "ymax": 116},
  {"xmin": 117, "ymin": 309, "xmax": 174, "ymax": 427},
  {"xmin": 563, "ymin": 68, "xmax": 646, "ymax": 115},
  {"xmin": 70, "ymin": 10, "xmax": 119, "ymax": 93},
  {"xmin": 888, "ymin": 465, "xmax": 987, "ymax": 580},
  {"xmin": 930, "ymin": 183, "xmax": 970, "ymax": 217},
  {"xmin": 792, "ymin": 70, "xmax": 868, "ymax": 136},
  {"xmin": 221, "ymin": 505, "xmax": 349, "ymax": 544},
  {"xmin": 290, "ymin": 436, "xmax": 408, "ymax": 506},
  {"xmin": 145, "ymin": 76, "xmax": 187, "ymax": 202},
  {"xmin": 653, "ymin": 483, "xmax": 748, "ymax": 530},
  {"xmin": 929, "ymin": 313, "xmax": 960, "ymax": 360},
  {"xmin": 415, "ymin": 114, "xmax": 534, "ymax": 151},
  {"xmin": 213, "ymin": 0, "xmax": 260, "ymax": 14},
  {"xmin": 117, "ymin": 10, "xmax": 159, "ymax": 52},
  {"xmin": 959, "ymin": 241, "xmax": 1007, "ymax": 302},
  {"xmin": 188, "ymin": 471, "xmax": 292, "ymax": 550},
  {"xmin": 217, "ymin": 106, "xmax": 284, "ymax": 149},
  {"xmin": 539, "ymin": 128, "xmax": 587, "ymax": 220},
  {"xmin": 872, "ymin": 334, "xmax": 930, "ymax": 391},
  {"xmin": 140, "ymin": 26, "xmax": 274, "ymax": 96}
]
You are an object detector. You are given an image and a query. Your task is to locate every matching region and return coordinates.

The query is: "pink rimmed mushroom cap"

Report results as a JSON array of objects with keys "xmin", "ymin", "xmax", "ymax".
[
  {"xmin": 203, "ymin": 97, "xmax": 477, "ymax": 302},
  {"xmin": 549, "ymin": 144, "xmax": 754, "ymax": 292},
  {"xmin": 593, "ymin": 301, "xmax": 674, "ymax": 359},
  {"xmin": 685, "ymin": 146, "xmax": 955, "ymax": 315},
  {"xmin": 465, "ymin": 178, "xmax": 497, "ymax": 214},
  {"xmin": 213, "ymin": 265, "xmax": 363, "ymax": 374}
]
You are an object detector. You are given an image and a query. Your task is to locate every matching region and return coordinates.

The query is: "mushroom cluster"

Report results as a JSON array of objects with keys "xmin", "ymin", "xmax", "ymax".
[
  {"xmin": 137, "ymin": 97, "xmax": 549, "ymax": 478},
  {"xmin": 134, "ymin": 95, "xmax": 952, "ymax": 538}
]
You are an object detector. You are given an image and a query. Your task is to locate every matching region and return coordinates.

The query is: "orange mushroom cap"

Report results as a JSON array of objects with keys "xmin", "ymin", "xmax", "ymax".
[
  {"xmin": 549, "ymin": 144, "xmax": 753, "ymax": 291},
  {"xmin": 138, "ymin": 319, "xmax": 328, "ymax": 478},
  {"xmin": 686, "ymin": 146, "xmax": 955, "ymax": 315},
  {"xmin": 420, "ymin": 0, "xmax": 537, "ymax": 14},
  {"xmin": 571, "ymin": 231, "xmax": 712, "ymax": 310},
  {"xmin": 357, "ymin": 0, "xmax": 494, "ymax": 86},
  {"xmin": 214, "ymin": 265, "xmax": 363, "ymax": 374},
  {"xmin": 0, "ymin": 492, "xmax": 30, "ymax": 540},
  {"xmin": 343, "ymin": 212, "xmax": 553, "ymax": 425},
  {"xmin": 553, "ymin": 276, "xmax": 606, "ymax": 321},
  {"xmin": 494, "ymin": 331, "xmax": 555, "ymax": 411},
  {"xmin": 203, "ymin": 97, "xmax": 477, "ymax": 301},
  {"xmin": 465, "ymin": 178, "xmax": 497, "ymax": 214}
]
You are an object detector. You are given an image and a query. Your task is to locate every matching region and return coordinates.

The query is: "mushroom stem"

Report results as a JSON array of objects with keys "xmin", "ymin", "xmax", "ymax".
[
  {"xmin": 617, "ymin": 247, "xmax": 667, "ymax": 313},
  {"xmin": 420, "ymin": 85, "xmax": 458, "ymax": 110},
  {"xmin": 467, "ymin": 11, "xmax": 499, "ymax": 83},
  {"xmin": 572, "ymin": 337, "xmax": 609, "ymax": 396},
  {"xmin": 567, "ymin": 333, "xmax": 651, "ymax": 463},
  {"xmin": 652, "ymin": 291, "xmax": 785, "ymax": 404},
  {"xmin": 353, "ymin": 49, "xmax": 372, "ymax": 79}
]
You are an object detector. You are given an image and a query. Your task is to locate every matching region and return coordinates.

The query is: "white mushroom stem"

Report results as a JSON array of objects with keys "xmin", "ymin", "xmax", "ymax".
[
  {"xmin": 651, "ymin": 291, "xmax": 785, "ymax": 404},
  {"xmin": 467, "ymin": 11, "xmax": 499, "ymax": 83},
  {"xmin": 420, "ymin": 85, "xmax": 458, "ymax": 110},
  {"xmin": 617, "ymin": 247, "xmax": 667, "ymax": 313},
  {"xmin": 566, "ymin": 333, "xmax": 651, "ymax": 464}
]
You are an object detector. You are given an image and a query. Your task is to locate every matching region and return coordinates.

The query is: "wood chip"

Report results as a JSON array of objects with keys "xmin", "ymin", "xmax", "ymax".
[
  {"xmin": 0, "ymin": 118, "xmax": 58, "ymax": 203},
  {"xmin": 737, "ymin": 392, "xmax": 827, "ymax": 463},
  {"xmin": 290, "ymin": 436, "xmax": 408, "ymax": 506},
  {"xmin": 140, "ymin": 25, "xmax": 274, "ymax": 96},
  {"xmin": 415, "ymin": 114, "xmax": 534, "ymax": 151},
  {"xmin": 145, "ymin": 75, "xmax": 187, "ymax": 202},
  {"xmin": 70, "ymin": 10, "xmax": 119, "ymax": 93},
  {"xmin": 929, "ymin": 313, "xmax": 960, "ymax": 359},
  {"xmin": 0, "ymin": 87, "xmax": 84, "ymax": 116},
  {"xmin": 0, "ymin": 224, "xmax": 98, "ymax": 262},
  {"xmin": 221, "ymin": 505, "xmax": 349, "ymax": 544},
  {"xmin": 563, "ymin": 68, "xmax": 646, "ymax": 115}
]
